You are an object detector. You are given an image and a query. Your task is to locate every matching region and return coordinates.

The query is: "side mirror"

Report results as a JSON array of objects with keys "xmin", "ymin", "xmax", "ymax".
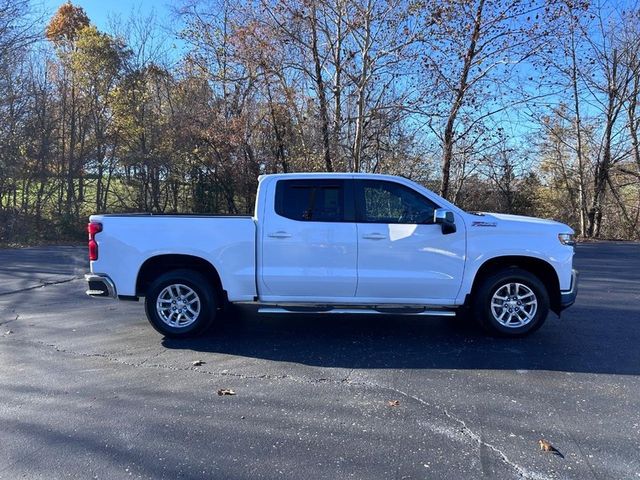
[{"xmin": 434, "ymin": 208, "xmax": 456, "ymax": 235}]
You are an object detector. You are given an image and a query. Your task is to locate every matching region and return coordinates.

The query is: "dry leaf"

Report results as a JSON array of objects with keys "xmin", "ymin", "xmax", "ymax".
[
  {"xmin": 539, "ymin": 439, "xmax": 564, "ymax": 457},
  {"xmin": 217, "ymin": 388, "xmax": 236, "ymax": 396},
  {"xmin": 192, "ymin": 360, "xmax": 205, "ymax": 366},
  {"xmin": 538, "ymin": 439, "xmax": 553, "ymax": 451},
  {"xmin": 387, "ymin": 400, "xmax": 400, "ymax": 407}
]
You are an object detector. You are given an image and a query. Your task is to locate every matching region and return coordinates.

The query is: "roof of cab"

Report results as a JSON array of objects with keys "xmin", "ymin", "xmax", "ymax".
[{"xmin": 258, "ymin": 172, "xmax": 407, "ymax": 182}]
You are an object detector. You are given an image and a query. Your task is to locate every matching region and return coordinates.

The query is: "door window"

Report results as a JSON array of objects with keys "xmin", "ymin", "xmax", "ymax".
[
  {"xmin": 357, "ymin": 180, "xmax": 438, "ymax": 224},
  {"xmin": 275, "ymin": 180, "xmax": 347, "ymax": 222}
]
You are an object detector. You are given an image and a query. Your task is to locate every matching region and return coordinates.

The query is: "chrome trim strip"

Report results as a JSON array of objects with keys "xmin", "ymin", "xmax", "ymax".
[{"xmin": 258, "ymin": 307, "xmax": 456, "ymax": 316}]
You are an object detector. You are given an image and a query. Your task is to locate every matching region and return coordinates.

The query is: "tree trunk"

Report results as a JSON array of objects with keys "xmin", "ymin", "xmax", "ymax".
[
  {"xmin": 628, "ymin": 75, "xmax": 640, "ymax": 172},
  {"xmin": 265, "ymin": 80, "xmax": 288, "ymax": 172},
  {"xmin": 587, "ymin": 121, "xmax": 612, "ymax": 238},
  {"xmin": 332, "ymin": 0, "xmax": 344, "ymax": 169},
  {"xmin": 569, "ymin": 18, "xmax": 588, "ymax": 236},
  {"xmin": 310, "ymin": 5, "xmax": 333, "ymax": 172},
  {"xmin": 587, "ymin": 48, "xmax": 620, "ymax": 238},
  {"xmin": 352, "ymin": 1, "xmax": 372, "ymax": 173},
  {"xmin": 439, "ymin": 0, "xmax": 484, "ymax": 199}
]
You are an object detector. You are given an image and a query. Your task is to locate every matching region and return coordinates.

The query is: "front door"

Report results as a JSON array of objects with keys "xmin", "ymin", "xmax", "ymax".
[
  {"xmin": 260, "ymin": 178, "xmax": 358, "ymax": 299},
  {"xmin": 355, "ymin": 179, "xmax": 465, "ymax": 303}
]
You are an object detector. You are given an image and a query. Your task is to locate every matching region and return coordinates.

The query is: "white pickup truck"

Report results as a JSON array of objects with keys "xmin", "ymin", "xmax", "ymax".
[{"xmin": 85, "ymin": 173, "xmax": 578, "ymax": 338}]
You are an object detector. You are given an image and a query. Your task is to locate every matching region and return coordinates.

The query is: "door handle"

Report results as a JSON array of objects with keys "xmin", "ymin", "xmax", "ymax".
[
  {"xmin": 268, "ymin": 231, "xmax": 292, "ymax": 239},
  {"xmin": 362, "ymin": 233, "xmax": 387, "ymax": 240}
]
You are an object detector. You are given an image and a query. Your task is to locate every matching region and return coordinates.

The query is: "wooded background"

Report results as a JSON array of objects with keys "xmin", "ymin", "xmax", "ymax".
[{"xmin": 1, "ymin": 0, "xmax": 639, "ymax": 245}]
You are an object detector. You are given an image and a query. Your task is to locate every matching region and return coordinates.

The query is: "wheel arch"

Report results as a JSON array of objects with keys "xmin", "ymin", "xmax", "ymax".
[
  {"xmin": 136, "ymin": 254, "xmax": 225, "ymax": 304},
  {"xmin": 469, "ymin": 256, "xmax": 561, "ymax": 315}
]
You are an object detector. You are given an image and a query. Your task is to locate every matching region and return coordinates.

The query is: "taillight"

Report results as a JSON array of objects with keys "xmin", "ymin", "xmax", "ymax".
[{"xmin": 88, "ymin": 222, "xmax": 103, "ymax": 261}]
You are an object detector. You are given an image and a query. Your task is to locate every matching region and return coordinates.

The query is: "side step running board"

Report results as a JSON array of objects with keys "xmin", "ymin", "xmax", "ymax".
[{"xmin": 257, "ymin": 307, "xmax": 456, "ymax": 316}]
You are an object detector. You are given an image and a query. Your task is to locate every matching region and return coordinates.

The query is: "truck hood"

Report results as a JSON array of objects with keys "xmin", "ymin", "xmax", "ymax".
[{"xmin": 470, "ymin": 212, "xmax": 573, "ymax": 233}]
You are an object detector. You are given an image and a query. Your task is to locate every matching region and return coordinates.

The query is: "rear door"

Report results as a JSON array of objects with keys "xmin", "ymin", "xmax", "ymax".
[
  {"xmin": 355, "ymin": 179, "xmax": 465, "ymax": 302},
  {"xmin": 260, "ymin": 178, "xmax": 358, "ymax": 299}
]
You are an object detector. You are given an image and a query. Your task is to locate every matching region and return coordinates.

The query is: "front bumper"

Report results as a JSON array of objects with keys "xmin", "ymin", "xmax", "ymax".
[
  {"xmin": 560, "ymin": 269, "xmax": 579, "ymax": 310},
  {"xmin": 85, "ymin": 274, "xmax": 117, "ymax": 298}
]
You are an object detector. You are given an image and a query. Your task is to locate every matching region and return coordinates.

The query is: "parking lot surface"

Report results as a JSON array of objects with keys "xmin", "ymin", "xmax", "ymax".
[{"xmin": 1, "ymin": 242, "xmax": 639, "ymax": 479}]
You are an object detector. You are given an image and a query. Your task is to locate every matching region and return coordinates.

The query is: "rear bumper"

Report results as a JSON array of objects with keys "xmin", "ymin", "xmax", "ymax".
[
  {"xmin": 85, "ymin": 274, "xmax": 117, "ymax": 298},
  {"xmin": 560, "ymin": 269, "xmax": 578, "ymax": 310}
]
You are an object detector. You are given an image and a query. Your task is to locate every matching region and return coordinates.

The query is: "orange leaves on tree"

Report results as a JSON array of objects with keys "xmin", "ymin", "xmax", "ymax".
[{"xmin": 45, "ymin": 1, "xmax": 90, "ymax": 46}]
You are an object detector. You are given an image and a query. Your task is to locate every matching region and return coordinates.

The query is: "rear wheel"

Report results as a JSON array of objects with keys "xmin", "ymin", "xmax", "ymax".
[
  {"xmin": 144, "ymin": 269, "xmax": 216, "ymax": 338},
  {"xmin": 473, "ymin": 268, "xmax": 549, "ymax": 337}
]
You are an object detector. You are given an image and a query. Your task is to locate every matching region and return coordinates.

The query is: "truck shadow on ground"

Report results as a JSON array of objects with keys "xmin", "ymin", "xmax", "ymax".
[
  {"xmin": 162, "ymin": 302, "xmax": 640, "ymax": 375},
  {"xmin": 162, "ymin": 242, "xmax": 640, "ymax": 375}
]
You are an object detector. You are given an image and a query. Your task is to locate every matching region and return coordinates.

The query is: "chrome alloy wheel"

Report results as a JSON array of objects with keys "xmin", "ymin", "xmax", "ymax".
[
  {"xmin": 156, "ymin": 284, "xmax": 201, "ymax": 328},
  {"xmin": 490, "ymin": 282, "xmax": 538, "ymax": 328}
]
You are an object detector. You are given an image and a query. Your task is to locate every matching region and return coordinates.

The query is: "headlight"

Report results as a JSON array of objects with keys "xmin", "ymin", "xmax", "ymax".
[{"xmin": 558, "ymin": 233, "xmax": 575, "ymax": 246}]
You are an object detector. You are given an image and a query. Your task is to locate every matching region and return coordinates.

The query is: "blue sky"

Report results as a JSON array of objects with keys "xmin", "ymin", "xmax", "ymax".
[
  {"xmin": 40, "ymin": 0, "xmax": 186, "ymax": 64},
  {"xmin": 42, "ymin": 0, "xmax": 175, "ymax": 33}
]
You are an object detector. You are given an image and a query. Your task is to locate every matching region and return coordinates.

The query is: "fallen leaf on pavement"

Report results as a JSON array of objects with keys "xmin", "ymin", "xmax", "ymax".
[
  {"xmin": 539, "ymin": 439, "xmax": 564, "ymax": 458},
  {"xmin": 387, "ymin": 400, "xmax": 400, "ymax": 407},
  {"xmin": 217, "ymin": 389, "xmax": 236, "ymax": 396}
]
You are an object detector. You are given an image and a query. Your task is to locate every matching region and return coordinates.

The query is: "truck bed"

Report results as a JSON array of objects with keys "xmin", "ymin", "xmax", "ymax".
[{"xmin": 89, "ymin": 214, "xmax": 257, "ymax": 300}]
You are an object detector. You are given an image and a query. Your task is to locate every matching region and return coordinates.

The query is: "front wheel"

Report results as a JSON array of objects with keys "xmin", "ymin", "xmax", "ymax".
[
  {"xmin": 473, "ymin": 268, "xmax": 549, "ymax": 337},
  {"xmin": 144, "ymin": 269, "xmax": 217, "ymax": 338}
]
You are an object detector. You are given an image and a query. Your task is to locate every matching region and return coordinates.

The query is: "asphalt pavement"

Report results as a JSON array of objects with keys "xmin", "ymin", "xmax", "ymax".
[{"xmin": 0, "ymin": 242, "xmax": 639, "ymax": 479}]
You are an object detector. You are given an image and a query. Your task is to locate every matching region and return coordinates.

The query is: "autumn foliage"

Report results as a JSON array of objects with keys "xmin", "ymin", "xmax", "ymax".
[
  {"xmin": 0, "ymin": 0, "xmax": 639, "ymax": 244},
  {"xmin": 44, "ymin": 1, "xmax": 89, "ymax": 46}
]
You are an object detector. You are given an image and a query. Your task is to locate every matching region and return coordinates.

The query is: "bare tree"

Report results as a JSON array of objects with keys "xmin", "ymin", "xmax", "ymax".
[
  {"xmin": 580, "ymin": 8, "xmax": 638, "ymax": 237},
  {"xmin": 419, "ymin": 0, "xmax": 551, "ymax": 199}
]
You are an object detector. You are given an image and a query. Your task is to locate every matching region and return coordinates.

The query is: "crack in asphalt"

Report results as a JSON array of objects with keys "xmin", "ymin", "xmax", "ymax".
[
  {"xmin": 0, "ymin": 276, "xmax": 82, "ymax": 297},
  {"xmin": 387, "ymin": 387, "xmax": 551, "ymax": 480},
  {"xmin": 0, "ymin": 313, "xmax": 19, "ymax": 327},
  {"xmin": 441, "ymin": 409, "xmax": 550, "ymax": 480},
  {"xmin": 21, "ymin": 339, "xmax": 292, "ymax": 381},
  {"xmin": 137, "ymin": 348, "xmax": 166, "ymax": 367},
  {"xmin": 7, "ymin": 335, "xmax": 548, "ymax": 479}
]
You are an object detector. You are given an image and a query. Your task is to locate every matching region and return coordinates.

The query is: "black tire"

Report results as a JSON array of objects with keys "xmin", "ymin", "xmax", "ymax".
[
  {"xmin": 144, "ymin": 269, "xmax": 217, "ymax": 338},
  {"xmin": 473, "ymin": 268, "xmax": 549, "ymax": 337}
]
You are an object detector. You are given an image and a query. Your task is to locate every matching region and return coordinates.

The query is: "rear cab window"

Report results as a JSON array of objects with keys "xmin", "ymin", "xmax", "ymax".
[{"xmin": 274, "ymin": 179, "xmax": 354, "ymax": 222}]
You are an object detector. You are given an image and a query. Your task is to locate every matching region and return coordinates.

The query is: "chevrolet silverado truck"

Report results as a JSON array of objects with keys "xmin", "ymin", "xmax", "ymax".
[{"xmin": 85, "ymin": 173, "xmax": 578, "ymax": 338}]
